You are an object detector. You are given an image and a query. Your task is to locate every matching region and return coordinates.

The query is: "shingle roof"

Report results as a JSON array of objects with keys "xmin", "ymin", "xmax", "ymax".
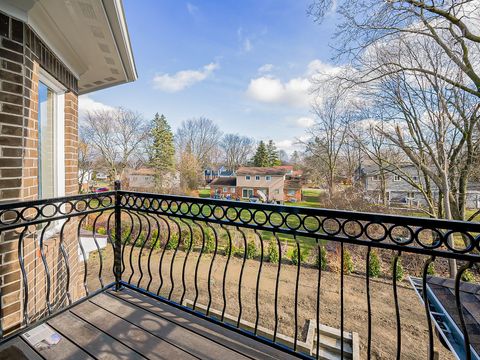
[
  {"xmin": 236, "ymin": 167, "xmax": 289, "ymax": 176},
  {"xmin": 210, "ymin": 177, "xmax": 237, "ymax": 186}
]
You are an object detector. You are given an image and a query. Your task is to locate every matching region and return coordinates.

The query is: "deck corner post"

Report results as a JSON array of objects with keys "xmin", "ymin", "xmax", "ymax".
[{"xmin": 114, "ymin": 180, "xmax": 122, "ymax": 290}]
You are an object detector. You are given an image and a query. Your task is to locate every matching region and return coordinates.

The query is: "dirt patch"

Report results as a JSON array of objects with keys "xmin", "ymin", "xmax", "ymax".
[{"xmin": 86, "ymin": 245, "xmax": 455, "ymax": 360}]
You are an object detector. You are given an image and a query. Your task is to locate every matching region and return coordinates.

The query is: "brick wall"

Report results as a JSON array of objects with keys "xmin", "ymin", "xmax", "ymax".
[{"xmin": 0, "ymin": 12, "xmax": 80, "ymax": 333}]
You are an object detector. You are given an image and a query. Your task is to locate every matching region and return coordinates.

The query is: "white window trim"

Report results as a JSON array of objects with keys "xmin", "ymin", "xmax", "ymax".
[
  {"xmin": 393, "ymin": 174, "xmax": 401, "ymax": 182},
  {"xmin": 245, "ymin": 175, "xmax": 251, "ymax": 181},
  {"xmin": 255, "ymin": 175, "xmax": 260, "ymax": 181},
  {"xmin": 38, "ymin": 69, "xmax": 66, "ymax": 239},
  {"xmin": 266, "ymin": 176, "xmax": 271, "ymax": 181}
]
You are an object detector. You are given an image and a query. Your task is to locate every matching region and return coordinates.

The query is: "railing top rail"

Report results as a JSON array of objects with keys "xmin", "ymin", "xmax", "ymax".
[
  {"xmin": 0, "ymin": 191, "xmax": 116, "ymax": 211},
  {"xmin": 118, "ymin": 190, "xmax": 480, "ymax": 232}
]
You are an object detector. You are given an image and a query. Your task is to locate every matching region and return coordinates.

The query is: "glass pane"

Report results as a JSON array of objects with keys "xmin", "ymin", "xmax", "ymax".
[{"xmin": 38, "ymin": 82, "xmax": 55, "ymax": 199}]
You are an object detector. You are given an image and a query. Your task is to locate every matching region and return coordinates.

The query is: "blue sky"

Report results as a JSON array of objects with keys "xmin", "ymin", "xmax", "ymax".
[{"xmin": 79, "ymin": 0, "xmax": 340, "ymax": 153}]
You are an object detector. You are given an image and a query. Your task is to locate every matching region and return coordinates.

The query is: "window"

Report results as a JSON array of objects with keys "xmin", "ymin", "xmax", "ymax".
[
  {"xmin": 287, "ymin": 189, "xmax": 296, "ymax": 196},
  {"xmin": 242, "ymin": 188, "xmax": 254, "ymax": 198},
  {"xmin": 223, "ymin": 187, "xmax": 228, "ymax": 192},
  {"xmin": 372, "ymin": 175, "xmax": 380, "ymax": 181},
  {"xmin": 37, "ymin": 73, "xmax": 66, "ymax": 238},
  {"xmin": 255, "ymin": 175, "xmax": 260, "ymax": 181},
  {"xmin": 38, "ymin": 73, "xmax": 65, "ymax": 200},
  {"xmin": 266, "ymin": 176, "xmax": 271, "ymax": 181},
  {"xmin": 245, "ymin": 175, "xmax": 251, "ymax": 181},
  {"xmin": 393, "ymin": 174, "xmax": 401, "ymax": 182},
  {"xmin": 230, "ymin": 187, "xmax": 235, "ymax": 193}
]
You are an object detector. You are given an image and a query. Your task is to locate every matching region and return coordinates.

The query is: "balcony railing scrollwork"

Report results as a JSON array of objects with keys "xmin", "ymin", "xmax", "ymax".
[{"xmin": 0, "ymin": 181, "xmax": 479, "ymax": 359}]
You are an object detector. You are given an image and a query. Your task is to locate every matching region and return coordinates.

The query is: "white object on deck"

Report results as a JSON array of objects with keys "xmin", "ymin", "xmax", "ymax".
[{"xmin": 78, "ymin": 232, "xmax": 108, "ymax": 261}]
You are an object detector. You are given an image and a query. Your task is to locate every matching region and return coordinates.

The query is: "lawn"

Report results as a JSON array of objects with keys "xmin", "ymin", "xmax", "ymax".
[{"xmin": 198, "ymin": 188, "xmax": 211, "ymax": 198}]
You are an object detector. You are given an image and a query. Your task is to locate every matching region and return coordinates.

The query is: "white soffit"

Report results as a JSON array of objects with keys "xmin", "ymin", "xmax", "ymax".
[{"xmin": 1, "ymin": 0, "xmax": 137, "ymax": 94}]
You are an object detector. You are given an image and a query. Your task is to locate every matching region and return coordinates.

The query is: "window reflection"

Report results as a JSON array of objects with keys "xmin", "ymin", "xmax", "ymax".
[{"xmin": 38, "ymin": 82, "xmax": 55, "ymax": 199}]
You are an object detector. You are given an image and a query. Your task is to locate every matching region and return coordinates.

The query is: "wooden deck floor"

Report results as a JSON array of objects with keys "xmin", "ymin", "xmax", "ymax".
[{"xmin": 0, "ymin": 288, "xmax": 298, "ymax": 360}]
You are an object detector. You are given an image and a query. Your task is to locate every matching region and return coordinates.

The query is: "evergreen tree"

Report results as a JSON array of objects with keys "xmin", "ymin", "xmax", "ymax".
[
  {"xmin": 266, "ymin": 140, "xmax": 281, "ymax": 166},
  {"xmin": 253, "ymin": 141, "xmax": 269, "ymax": 167},
  {"xmin": 149, "ymin": 113, "xmax": 175, "ymax": 189}
]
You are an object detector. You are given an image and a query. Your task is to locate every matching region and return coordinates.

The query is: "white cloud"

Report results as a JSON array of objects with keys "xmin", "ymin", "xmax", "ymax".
[
  {"xmin": 295, "ymin": 116, "xmax": 315, "ymax": 128},
  {"xmin": 237, "ymin": 26, "xmax": 255, "ymax": 53},
  {"xmin": 246, "ymin": 76, "xmax": 311, "ymax": 107},
  {"xmin": 78, "ymin": 95, "xmax": 114, "ymax": 120},
  {"xmin": 153, "ymin": 62, "xmax": 219, "ymax": 92},
  {"xmin": 186, "ymin": 2, "xmax": 199, "ymax": 16},
  {"xmin": 243, "ymin": 38, "xmax": 252, "ymax": 52},
  {"xmin": 246, "ymin": 59, "xmax": 343, "ymax": 108},
  {"xmin": 258, "ymin": 64, "xmax": 274, "ymax": 73},
  {"xmin": 275, "ymin": 135, "xmax": 308, "ymax": 154}
]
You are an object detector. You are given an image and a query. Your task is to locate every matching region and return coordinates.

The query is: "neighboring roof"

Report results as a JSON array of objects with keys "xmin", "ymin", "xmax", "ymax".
[
  {"xmin": 210, "ymin": 177, "xmax": 237, "ymax": 186},
  {"xmin": 236, "ymin": 167, "xmax": 289, "ymax": 176},
  {"xmin": 411, "ymin": 276, "xmax": 480, "ymax": 359},
  {"xmin": 219, "ymin": 170, "xmax": 235, "ymax": 177},
  {"xmin": 2, "ymin": 0, "xmax": 137, "ymax": 94}
]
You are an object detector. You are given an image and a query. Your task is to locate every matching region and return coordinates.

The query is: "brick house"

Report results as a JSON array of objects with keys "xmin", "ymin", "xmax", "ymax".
[
  {"xmin": 0, "ymin": 0, "xmax": 136, "ymax": 333},
  {"xmin": 209, "ymin": 176, "xmax": 237, "ymax": 199},
  {"xmin": 226, "ymin": 166, "xmax": 303, "ymax": 202}
]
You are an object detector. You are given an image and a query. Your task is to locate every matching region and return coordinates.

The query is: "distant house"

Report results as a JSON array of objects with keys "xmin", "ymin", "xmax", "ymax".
[
  {"xmin": 359, "ymin": 163, "xmax": 480, "ymax": 208},
  {"xmin": 127, "ymin": 168, "xmax": 180, "ymax": 192},
  {"xmin": 209, "ymin": 177, "xmax": 237, "ymax": 199},
  {"xmin": 128, "ymin": 168, "xmax": 155, "ymax": 190},
  {"xmin": 234, "ymin": 166, "xmax": 303, "ymax": 202},
  {"xmin": 204, "ymin": 166, "xmax": 235, "ymax": 184},
  {"xmin": 94, "ymin": 171, "xmax": 109, "ymax": 181},
  {"xmin": 208, "ymin": 166, "xmax": 304, "ymax": 202}
]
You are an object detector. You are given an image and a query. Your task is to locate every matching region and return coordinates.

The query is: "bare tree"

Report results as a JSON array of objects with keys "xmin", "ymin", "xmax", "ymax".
[
  {"xmin": 176, "ymin": 117, "xmax": 222, "ymax": 169},
  {"xmin": 78, "ymin": 128, "xmax": 95, "ymax": 193},
  {"xmin": 220, "ymin": 134, "xmax": 255, "ymax": 170},
  {"xmin": 302, "ymin": 90, "xmax": 352, "ymax": 198},
  {"xmin": 308, "ymin": 0, "xmax": 480, "ymax": 98},
  {"xmin": 82, "ymin": 108, "xmax": 149, "ymax": 181}
]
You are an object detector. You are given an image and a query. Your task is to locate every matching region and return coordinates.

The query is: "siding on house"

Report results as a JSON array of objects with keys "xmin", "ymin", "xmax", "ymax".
[{"xmin": 362, "ymin": 164, "xmax": 480, "ymax": 209}]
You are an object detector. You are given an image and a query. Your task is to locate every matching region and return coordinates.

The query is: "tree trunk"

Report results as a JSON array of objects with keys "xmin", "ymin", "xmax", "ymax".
[{"xmin": 442, "ymin": 176, "xmax": 457, "ymax": 279}]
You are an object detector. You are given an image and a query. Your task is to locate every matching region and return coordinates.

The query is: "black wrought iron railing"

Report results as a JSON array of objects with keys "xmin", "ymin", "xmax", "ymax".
[{"xmin": 0, "ymin": 181, "xmax": 479, "ymax": 359}]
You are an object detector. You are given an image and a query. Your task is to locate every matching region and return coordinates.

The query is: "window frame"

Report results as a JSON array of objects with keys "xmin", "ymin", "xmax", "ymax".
[
  {"xmin": 38, "ymin": 69, "xmax": 66, "ymax": 200},
  {"xmin": 393, "ymin": 174, "xmax": 401, "ymax": 182},
  {"xmin": 245, "ymin": 175, "xmax": 251, "ymax": 181},
  {"xmin": 37, "ymin": 69, "xmax": 66, "ymax": 240},
  {"xmin": 265, "ymin": 175, "xmax": 271, "ymax": 181},
  {"xmin": 255, "ymin": 175, "xmax": 260, "ymax": 181}
]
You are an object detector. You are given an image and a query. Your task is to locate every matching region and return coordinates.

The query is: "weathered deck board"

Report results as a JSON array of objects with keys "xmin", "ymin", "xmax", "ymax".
[
  {"xmin": 0, "ymin": 287, "xmax": 302, "ymax": 359},
  {"xmin": 0, "ymin": 337, "xmax": 42, "ymax": 360},
  {"xmin": 48, "ymin": 311, "xmax": 146, "ymax": 360},
  {"xmin": 90, "ymin": 293, "xmax": 250, "ymax": 360},
  {"xmin": 70, "ymin": 300, "xmax": 197, "ymax": 360},
  {"xmin": 109, "ymin": 288, "xmax": 299, "ymax": 360}
]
